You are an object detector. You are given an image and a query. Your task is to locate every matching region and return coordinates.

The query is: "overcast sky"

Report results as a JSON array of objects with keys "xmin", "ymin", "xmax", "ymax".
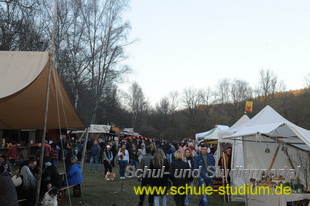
[{"xmin": 120, "ymin": 0, "xmax": 310, "ymax": 106}]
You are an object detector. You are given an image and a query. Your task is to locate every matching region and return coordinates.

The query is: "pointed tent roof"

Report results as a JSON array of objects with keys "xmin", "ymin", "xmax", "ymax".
[
  {"xmin": 218, "ymin": 114, "xmax": 250, "ymax": 142},
  {"xmin": 221, "ymin": 114, "xmax": 250, "ymax": 136},
  {"xmin": 0, "ymin": 51, "xmax": 84, "ymax": 129},
  {"xmin": 224, "ymin": 105, "xmax": 310, "ymax": 149},
  {"xmin": 195, "ymin": 125, "xmax": 229, "ymax": 141}
]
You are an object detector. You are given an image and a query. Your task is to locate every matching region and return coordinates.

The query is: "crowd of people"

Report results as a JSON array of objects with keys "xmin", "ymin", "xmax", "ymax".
[
  {"xmin": 0, "ymin": 139, "xmax": 83, "ymax": 206},
  {"xmin": 0, "ymin": 136, "xmax": 232, "ymax": 206},
  {"xmin": 86, "ymin": 137, "xmax": 231, "ymax": 206}
]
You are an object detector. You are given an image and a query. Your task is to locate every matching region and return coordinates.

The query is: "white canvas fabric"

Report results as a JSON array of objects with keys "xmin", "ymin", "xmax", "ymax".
[
  {"xmin": 89, "ymin": 124, "xmax": 111, "ymax": 133},
  {"xmin": 0, "ymin": 51, "xmax": 48, "ymax": 98},
  {"xmin": 195, "ymin": 125, "xmax": 229, "ymax": 140},
  {"xmin": 222, "ymin": 105, "xmax": 310, "ymax": 201},
  {"xmin": 226, "ymin": 106, "xmax": 310, "ymax": 148},
  {"xmin": 215, "ymin": 115, "xmax": 250, "ymax": 171},
  {"xmin": 218, "ymin": 114, "xmax": 250, "ymax": 143},
  {"xmin": 0, "ymin": 51, "xmax": 84, "ymax": 129}
]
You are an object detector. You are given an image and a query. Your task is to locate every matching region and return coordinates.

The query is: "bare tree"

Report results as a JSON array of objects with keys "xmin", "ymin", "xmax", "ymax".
[
  {"xmin": 167, "ymin": 91, "xmax": 179, "ymax": 139},
  {"xmin": 50, "ymin": 0, "xmax": 89, "ymax": 109},
  {"xmin": 156, "ymin": 97, "xmax": 170, "ymax": 140},
  {"xmin": 230, "ymin": 79, "xmax": 252, "ymax": 103},
  {"xmin": 0, "ymin": 0, "xmax": 48, "ymax": 51},
  {"xmin": 198, "ymin": 87, "xmax": 213, "ymax": 128},
  {"xmin": 169, "ymin": 91, "xmax": 179, "ymax": 115},
  {"xmin": 79, "ymin": 0, "xmax": 131, "ymax": 123},
  {"xmin": 304, "ymin": 73, "xmax": 310, "ymax": 89},
  {"xmin": 200, "ymin": 87, "xmax": 213, "ymax": 107},
  {"xmin": 215, "ymin": 78, "xmax": 231, "ymax": 104},
  {"xmin": 126, "ymin": 82, "xmax": 148, "ymax": 130},
  {"xmin": 182, "ymin": 88, "xmax": 203, "ymax": 136},
  {"xmin": 255, "ymin": 69, "xmax": 286, "ymax": 101}
]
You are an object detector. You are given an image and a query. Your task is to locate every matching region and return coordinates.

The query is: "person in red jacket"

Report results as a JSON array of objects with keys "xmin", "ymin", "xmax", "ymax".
[
  {"xmin": 44, "ymin": 140, "xmax": 52, "ymax": 163},
  {"xmin": 50, "ymin": 144, "xmax": 59, "ymax": 167},
  {"xmin": 8, "ymin": 142, "xmax": 17, "ymax": 167}
]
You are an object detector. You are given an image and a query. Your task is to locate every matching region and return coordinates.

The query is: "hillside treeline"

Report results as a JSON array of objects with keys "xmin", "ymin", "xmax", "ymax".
[{"xmin": 97, "ymin": 87, "xmax": 310, "ymax": 140}]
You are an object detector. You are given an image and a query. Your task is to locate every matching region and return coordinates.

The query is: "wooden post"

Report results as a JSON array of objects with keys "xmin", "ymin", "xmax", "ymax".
[
  {"xmin": 267, "ymin": 144, "xmax": 280, "ymax": 171},
  {"xmin": 81, "ymin": 127, "xmax": 89, "ymax": 171},
  {"xmin": 222, "ymin": 152, "xmax": 227, "ymax": 202},
  {"xmin": 35, "ymin": 0, "xmax": 58, "ymax": 205}
]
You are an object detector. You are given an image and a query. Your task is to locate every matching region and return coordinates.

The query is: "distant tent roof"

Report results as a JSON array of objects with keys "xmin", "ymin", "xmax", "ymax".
[
  {"xmin": 195, "ymin": 125, "xmax": 229, "ymax": 141},
  {"xmin": 0, "ymin": 51, "xmax": 84, "ymax": 129},
  {"xmin": 122, "ymin": 128, "xmax": 139, "ymax": 136},
  {"xmin": 88, "ymin": 124, "xmax": 111, "ymax": 133}
]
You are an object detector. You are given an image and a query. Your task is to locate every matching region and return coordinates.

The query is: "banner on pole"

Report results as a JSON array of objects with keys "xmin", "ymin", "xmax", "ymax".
[{"xmin": 245, "ymin": 101, "xmax": 253, "ymax": 112}]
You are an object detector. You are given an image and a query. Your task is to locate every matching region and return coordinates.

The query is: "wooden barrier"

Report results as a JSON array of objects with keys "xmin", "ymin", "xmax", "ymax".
[{"xmin": 58, "ymin": 184, "xmax": 81, "ymax": 205}]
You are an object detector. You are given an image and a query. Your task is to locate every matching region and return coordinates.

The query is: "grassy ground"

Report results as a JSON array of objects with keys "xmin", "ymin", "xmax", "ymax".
[{"xmin": 60, "ymin": 163, "xmax": 245, "ymax": 206}]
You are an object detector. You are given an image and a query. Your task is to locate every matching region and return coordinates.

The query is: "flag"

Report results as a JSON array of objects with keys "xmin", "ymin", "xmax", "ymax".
[{"xmin": 245, "ymin": 101, "xmax": 253, "ymax": 112}]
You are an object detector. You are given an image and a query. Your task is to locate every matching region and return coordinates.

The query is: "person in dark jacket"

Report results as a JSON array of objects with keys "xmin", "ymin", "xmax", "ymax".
[
  {"xmin": 169, "ymin": 151, "xmax": 192, "ymax": 206},
  {"xmin": 103, "ymin": 145, "xmax": 114, "ymax": 175},
  {"xmin": 184, "ymin": 148, "xmax": 195, "ymax": 205},
  {"xmin": 12, "ymin": 165, "xmax": 37, "ymax": 205},
  {"xmin": 150, "ymin": 148, "xmax": 169, "ymax": 206},
  {"xmin": 41, "ymin": 162, "xmax": 62, "ymax": 196},
  {"xmin": 64, "ymin": 143, "xmax": 75, "ymax": 172},
  {"xmin": 110, "ymin": 142, "xmax": 117, "ymax": 167},
  {"xmin": 0, "ymin": 155, "xmax": 12, "ymax": 175},
  {"xmin": 90, "ymin": 140, "xmax": 101, "ymax": 172},
  {"xmin": 194, "ymin": 144, "xmax": 215, "ymax": 206},
  {"xmin": 130, "ymin": 143, "xmax": 139, "ymax": 169},
  {"xmin": 0, "ymin": 165, "xmax": 18, "ymax": 206},
  {"xmin": 138, "ymin": 146, "xmax": 154, "ymax": 206},
  {"xmin": 163, "ymin": 142, "xmax": 173, "ymax": 164}
]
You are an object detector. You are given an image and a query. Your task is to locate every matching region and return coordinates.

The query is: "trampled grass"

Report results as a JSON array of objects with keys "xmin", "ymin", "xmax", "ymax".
[{"xmin": 60, "ymin": 163, "xmax": 245, "ymax": 206}]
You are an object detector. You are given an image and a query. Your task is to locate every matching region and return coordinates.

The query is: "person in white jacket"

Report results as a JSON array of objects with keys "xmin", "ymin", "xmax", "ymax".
[
  {"xmin": 137, "ymin": 143, "xmax": 146, "ymax": 162},
  {"xmin": 117, "ymin": 144, "xmax": 129, "ymax": 179}
]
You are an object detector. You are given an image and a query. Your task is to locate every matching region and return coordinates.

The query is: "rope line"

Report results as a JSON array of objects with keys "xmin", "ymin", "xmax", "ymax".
[
  {"xmin": 52, "ymin": 63, "xmax": 87, "ymax": 205},
  {"xmin": 52, "ymin": 64, "xmax": 72, "ymax": 206}
]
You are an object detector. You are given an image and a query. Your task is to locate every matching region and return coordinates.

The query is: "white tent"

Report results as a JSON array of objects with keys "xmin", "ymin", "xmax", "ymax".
[
  {"xmin": 195, "ymin": 125, "xmax": 229, "ymax": 141},
  {"xmin": 222, "ymin": 105, "xmax": 310, "ymax": 201}
]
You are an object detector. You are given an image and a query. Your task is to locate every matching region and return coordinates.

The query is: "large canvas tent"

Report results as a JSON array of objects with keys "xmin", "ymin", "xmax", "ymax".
[
  {"xmin": 222, "ymin": 105, "xmax": 310, "ymax": 201},
  {"xmin": 0, "ymin": 51, "xmax": 84, "ymax": 129}
]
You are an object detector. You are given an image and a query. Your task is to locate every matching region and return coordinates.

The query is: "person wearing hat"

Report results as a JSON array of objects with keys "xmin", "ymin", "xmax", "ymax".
[{"xmin": 103, "ymin": 145, "xmax": 114, "ymax": 175}]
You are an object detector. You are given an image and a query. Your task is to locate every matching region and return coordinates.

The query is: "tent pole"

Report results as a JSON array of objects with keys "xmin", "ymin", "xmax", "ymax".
[
  {"xmin": 35, "ymin": 0, "xmax": 58, "ymax": 205},
  {"xmin": 81, "ymin": 127, "xmax": 90, "ymax": 171},
  {"xmin": 35, "ymin": 54, "xmax": 54, "ymax": 205},
  {"xmin": 78, "ymin": 128, "xmax": 87, "ymax": 142},
  {"xmin": 267, "ymin": 144, "xmax": 280, "ymax": 171},
  {"xmin": 222, "ymin": 152, "xmax": 227, "ymax": 202}
]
